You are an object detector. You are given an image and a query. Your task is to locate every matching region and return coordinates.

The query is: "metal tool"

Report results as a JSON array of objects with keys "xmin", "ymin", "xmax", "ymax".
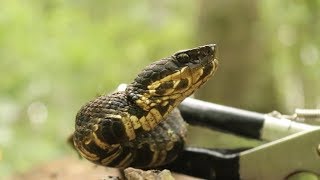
[{"xmin": 163, "ymin": 98, "xmax": 320, "ymax": 180}]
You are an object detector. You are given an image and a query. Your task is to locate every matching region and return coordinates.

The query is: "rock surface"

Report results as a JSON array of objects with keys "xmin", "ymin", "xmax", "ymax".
[{"xmin": 7, "ymin": 157, "xmax": 199, "ymax": 180}]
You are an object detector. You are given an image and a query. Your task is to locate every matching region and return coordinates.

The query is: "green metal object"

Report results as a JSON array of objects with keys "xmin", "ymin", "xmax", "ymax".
[
  {"xmin": 239, "ymin": 127, "xmax": 320, "ymax": 180},
  {"xmin": 287, "ymin": 172, "xmax": 319, "ymax": 180}
]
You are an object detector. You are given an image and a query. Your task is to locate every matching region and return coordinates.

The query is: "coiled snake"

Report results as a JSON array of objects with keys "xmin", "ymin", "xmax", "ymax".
[{"xmin": 71, "ymin": 44, "xmax": 218, "ymax": 168}]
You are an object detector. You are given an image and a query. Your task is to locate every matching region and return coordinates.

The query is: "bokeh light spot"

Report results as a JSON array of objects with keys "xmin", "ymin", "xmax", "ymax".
[{"xmin": 27, "ymin": 101, "xmax": 48, "ymax": 125}]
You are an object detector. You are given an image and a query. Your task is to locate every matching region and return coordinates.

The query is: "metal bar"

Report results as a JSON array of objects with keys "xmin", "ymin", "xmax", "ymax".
[
  {"xmin": 160, "ymin": 147, "xmax": 240, "ymax": 180},
  {"xmin": 179, "ymin": 98, "xmax": 317, "ymax": 141}
]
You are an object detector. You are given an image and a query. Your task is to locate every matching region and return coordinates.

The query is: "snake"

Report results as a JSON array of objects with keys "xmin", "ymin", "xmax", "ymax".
[{"xmin": 71, "ymin": 44, "xmax": 218, "ymax": 168}]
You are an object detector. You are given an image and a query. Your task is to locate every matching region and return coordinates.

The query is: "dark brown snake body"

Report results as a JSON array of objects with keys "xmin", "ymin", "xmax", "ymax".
[{"xmin": 72, "ymin": 44, "xmax": 218, "ymax": 168}]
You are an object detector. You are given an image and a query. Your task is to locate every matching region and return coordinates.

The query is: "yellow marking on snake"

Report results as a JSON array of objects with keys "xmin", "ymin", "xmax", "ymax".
[
  {"xmin": 93, "ymin": 118, "xmax": 102, "ymax": 124},
  {"xmin": 163, "ymin": 105, "xmax": 174, "ymax": 118},
  {"xmin": 135, "ymin": 99, "xmax": 146, "ymax": 109},
  {"xmin": 173, "ymin": 79, "xmax": 181, "ymax": 89},
  {"xmin": 150, "ymin": 108, "xmax": 163, "ymax": 123},
  {"xmin": 136, "ymin": 66, "xmax": 198, "ymax": 112},
  {"xmin": 92, "ymin": 132, "xmax": 109, "ymax": 149},
  {"xmin": 156, "ymin": 150, "xmax": 167, "ymax": 166},
  {"xmin": 117, "ymin": 153, "xmax": 133, "ymax": 168},
  {"xmin": 145, "ymin": 99, "xmax": 151, "ymax": 105},
  {"xmin": 183, "ymin": 78, "xmax": 193, "ymax": 91},
  {"xmin": 141, "ymin": 96, "xmax": 147, "ymax": 100},
  {"xmin": 162, "ymin": 88, "xmax": 175, "ymax": 95},
  {"xmin": 84, "ymin": 137, "xmax": 92, "ymax": 145},
  {"xmin": 146, "ymin": 112, "xmax": 157, "ymax": 129},
  {"xmin": 180, "ymin": 66, "xmax": 191, "ymax": 79},
  {"xmin": 139, "ymin": 116, "xmax": 151, "ymax": 131},
  {"xmin": 130, "ymin": 115, "xmax": 141, "ymax": 129},
  {"xmin": 147, "ymin": 81, "xmax": 161, "ymax": 90},
  {"xmin": 166, "ymin": 141, "xmax": 174, "ymax": 151},
  {"xmin": 104, "ymin": 114, "xmax": 122, "ymax": 120},
  {"xmin": 121, "ymin": 117, "xmax": 136, "ymax": 140},
  {"xmin": 150, "ymin": 102, "xmax": 157, "ymax": 107},
  {"xmin": 92, "ymin": 124, "xmax": 99, "ymax": 131},
  {"xmin": 149, "ymin": 150, "xmax": 159, "ymax": 166},
  {"xmin": 183, "ymin": 83, "xmax": 199, "ymax": 97},
  {"xmin": 147, "ymin": 68, "xmax": 185, "ymax": 93},
  {"xmin": 160, "ymin": 70, "xmax": 181, "ymax": 83},
  {"xmin": 161, "ymin": 101, "xmax": 169, "ymax": 107},
  {"xmin": 206, "ymin": 61, "xmax": 217, "ymax": 78},
  {"xmin": 148, "ymin": 89, "xmax": 156, "ymax": 94},
  {"xmin": 136, "ymin": 99, "xmax": 143, "ymax": 104},
  {"xmin": 192, "ymin": 68, "xmax": 204, "ymax": 83},
  {"xmin": 77, "ymin": 145, "xmax": 99, "ymax": 161},
  {"xmin": 101, "ymin": 147, "xmax": 122, "ymax": 165},
  {"xmin": 169, "ymin": 94, "xmax": 181, "ymax": 99},
  {"xmin": 148, "ymin": 144, "xmax": 159, "ymax": 166},
  {"xmin": 161, "ymin": 96, "xmax": 169, "ymax": 101}
]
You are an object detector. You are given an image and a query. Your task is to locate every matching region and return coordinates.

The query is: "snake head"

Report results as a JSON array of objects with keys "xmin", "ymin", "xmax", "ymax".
[{"xmin": 126, "ymin": 44, "xmax": 218, "ymax": 117}]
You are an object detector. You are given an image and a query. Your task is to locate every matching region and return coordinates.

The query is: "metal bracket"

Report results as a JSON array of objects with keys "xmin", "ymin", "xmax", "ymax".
[{"xmin": 239, "ymin": 127, "xmax": 320, "ymax": 180}]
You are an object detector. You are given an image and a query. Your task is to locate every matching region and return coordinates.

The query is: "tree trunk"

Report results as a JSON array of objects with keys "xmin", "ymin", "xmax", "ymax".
[{"xmin": 195, "ymin": 0, "xmax": 278, "ymax": 112}]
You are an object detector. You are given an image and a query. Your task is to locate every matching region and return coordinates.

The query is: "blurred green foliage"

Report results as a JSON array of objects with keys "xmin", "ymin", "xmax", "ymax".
[
  {"xmin": 0, "ymin": 0, "xmax": 195, "ymax": 177},
  {"xmin": 260, "ymin": 0, "xmax": 320, "ymax": 110}
]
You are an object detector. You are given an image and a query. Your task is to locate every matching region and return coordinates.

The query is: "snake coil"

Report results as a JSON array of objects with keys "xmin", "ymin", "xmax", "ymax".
[{"xmin": 72, "ymin": 44, "xmax": 218, "ymax": 168}]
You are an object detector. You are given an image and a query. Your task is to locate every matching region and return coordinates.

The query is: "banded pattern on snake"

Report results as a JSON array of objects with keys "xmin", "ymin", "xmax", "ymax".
[{"xmin": 72, "ymin": 44, "xmax": 218, "ymax": 168}]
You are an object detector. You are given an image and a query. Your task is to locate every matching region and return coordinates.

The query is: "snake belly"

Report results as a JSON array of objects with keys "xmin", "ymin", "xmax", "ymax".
[{"xmin": 72, "ymin": 44, "xmax": 218, "ymax": 168}]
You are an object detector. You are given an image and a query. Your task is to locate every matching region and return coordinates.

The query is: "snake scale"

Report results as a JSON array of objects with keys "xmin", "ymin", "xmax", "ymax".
[{"xmin": 71, "ymin": 44, "xmax": 218, "ymax": 168}]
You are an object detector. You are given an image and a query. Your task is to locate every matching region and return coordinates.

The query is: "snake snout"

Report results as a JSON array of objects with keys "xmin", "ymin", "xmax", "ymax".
[{"xmin": 173, "ymin": 44, "xmax": 216, "ymax": 66}]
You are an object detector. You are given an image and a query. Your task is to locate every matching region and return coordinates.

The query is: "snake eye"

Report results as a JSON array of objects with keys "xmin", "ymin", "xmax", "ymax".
[{"xmin": 176, "ymin": 53, "xmax": 190, "ymax": 63}]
